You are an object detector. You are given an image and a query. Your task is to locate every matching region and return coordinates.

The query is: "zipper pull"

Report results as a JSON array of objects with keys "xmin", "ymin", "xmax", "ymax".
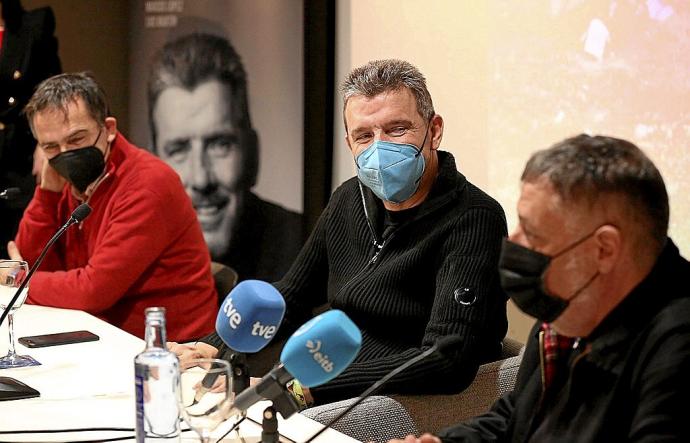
[{"xmin": 369, "ymin": 241, "xmax": 385, "ymax": 265}]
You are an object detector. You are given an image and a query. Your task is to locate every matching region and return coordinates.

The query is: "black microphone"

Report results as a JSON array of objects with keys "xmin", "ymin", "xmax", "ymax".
[
  {"xmin": 0, "ymin": 203, "xmax": 92, "ymax": 328},
  {"xmin": 302, "ymin": 336, "xmax": 462, "ymax": 443},
  {"xmin": 70, "ymin": 204, "xmax": 93, "ymax": 223},
  {"xmin": 0, "ymin": 187, "xmax": 21, "ymax": 200}
]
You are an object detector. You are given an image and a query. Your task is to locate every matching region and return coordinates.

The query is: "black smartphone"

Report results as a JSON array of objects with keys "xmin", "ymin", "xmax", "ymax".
[{"xmin": 18, "ymin": 330, "xmax": 100, "ymax": 348}]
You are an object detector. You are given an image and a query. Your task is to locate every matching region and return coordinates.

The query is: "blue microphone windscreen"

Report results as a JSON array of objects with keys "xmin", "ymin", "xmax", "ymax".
[
  {"xmin": 216, "ymin": 280, "xmax": 286, "ymax": 353},
  {"xmin": 280, "ymin": 310, "xmax": 362, "ymax": 388}
]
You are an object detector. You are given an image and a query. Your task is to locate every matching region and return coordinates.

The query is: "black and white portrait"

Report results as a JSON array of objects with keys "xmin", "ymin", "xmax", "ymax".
[{"xmin": 128, "ymin": 1, "xmax": 305, "ymax": 282}]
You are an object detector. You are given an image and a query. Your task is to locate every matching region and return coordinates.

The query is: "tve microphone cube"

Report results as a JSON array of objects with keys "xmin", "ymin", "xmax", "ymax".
[{"xmin": 216, "ymin": 280, "xmax": 286, "ymax": 353}]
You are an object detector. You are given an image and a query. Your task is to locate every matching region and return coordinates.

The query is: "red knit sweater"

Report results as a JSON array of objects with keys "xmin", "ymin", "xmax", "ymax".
[{"xmin": 16, "ymin": 133, "xmax": 217, "ymax": 341}]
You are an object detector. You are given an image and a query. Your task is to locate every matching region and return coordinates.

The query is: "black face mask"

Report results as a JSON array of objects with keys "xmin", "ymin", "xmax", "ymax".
[
  {"xmin": 49, "ymin": 131, "xmax": 106, "ymax": 193},
  {"xmin": 498, "ymin": 229, "xmax": 599, "ymax": 323}
]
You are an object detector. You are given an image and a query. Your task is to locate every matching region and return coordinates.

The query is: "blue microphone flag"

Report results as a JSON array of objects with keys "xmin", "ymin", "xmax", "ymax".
[
  {"xmin": 215, "ymin": 280, "xmax": 286, "ymax": 353},
  {"xmin": 280, "ymin": 310, "xmax": 362, "ymax": 388}
]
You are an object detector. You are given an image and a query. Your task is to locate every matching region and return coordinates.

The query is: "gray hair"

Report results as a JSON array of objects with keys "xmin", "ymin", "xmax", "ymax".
[
  {"xmin": 24, "ymin": 72, "xmax": 110, "ymax": 133},
  {"xmin": 340, "ymin": 59, "xmax": 434, "ymax": 129},
  {"xmin": 522, "ymin": 134, "xmax": 669, "ymax": 253}
]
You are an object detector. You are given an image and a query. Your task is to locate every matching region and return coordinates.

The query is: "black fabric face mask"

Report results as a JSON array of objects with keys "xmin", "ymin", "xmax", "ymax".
[
  {"xmin": 498, "ymin": 229, "xmax": 599, "ymax": 323},
  {"xmin": 49, "ymin": 131, "xmax": 106, "ymax": 193}
]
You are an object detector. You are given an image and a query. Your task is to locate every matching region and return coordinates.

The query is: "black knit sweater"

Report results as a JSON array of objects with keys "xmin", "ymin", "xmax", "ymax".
[{"xmin": 203, "ymin": 151, "xmax": 508, "ymax": 405}]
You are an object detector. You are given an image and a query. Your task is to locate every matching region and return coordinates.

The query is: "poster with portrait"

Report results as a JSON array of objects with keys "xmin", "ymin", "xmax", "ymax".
[{"xmin": 127, "ymin": 0, "xmax": 305, "ymax": 283}]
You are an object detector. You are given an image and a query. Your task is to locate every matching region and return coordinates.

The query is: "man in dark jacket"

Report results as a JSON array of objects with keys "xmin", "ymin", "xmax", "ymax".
[
  {"xmin": 393, "ymin": 134, "xmax": 690, "ymax": 442},
  {"xmin": 172, "ymin": 59, "xmax": 509, "ymax": 407}
]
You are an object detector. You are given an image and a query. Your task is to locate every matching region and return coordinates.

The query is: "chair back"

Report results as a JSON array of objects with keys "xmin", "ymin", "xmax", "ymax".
[
  {"xmin": 501, "ymin": 336, "xmax": 525, "ymax": 359},
  {"xmin": 211, "ymin": 261, "xmax": 238, "ymax": 303}
]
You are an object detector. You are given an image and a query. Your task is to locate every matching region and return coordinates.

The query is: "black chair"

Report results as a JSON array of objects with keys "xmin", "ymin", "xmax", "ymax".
[{"xmin": 210, "ymin": 261, "xmax": 238, "ymax": 302}]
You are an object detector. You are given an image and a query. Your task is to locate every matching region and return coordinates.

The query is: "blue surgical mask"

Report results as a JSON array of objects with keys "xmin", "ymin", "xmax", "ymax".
[{"xmin": 355, "ymin": 129, "xmax": 428, "ymax": 203}]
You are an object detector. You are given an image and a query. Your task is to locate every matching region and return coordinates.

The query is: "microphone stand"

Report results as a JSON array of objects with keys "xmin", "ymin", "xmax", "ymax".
[
  {"xmin": 228, "ymin": 352, "xmax": 250, "ymax": 394},
  {"xmin": 269, "ymin": 388, "xmax": 301, "ymax": 420},
  {"xmin": 0, "ymin": 203, "xmax": 91, "ymax": 401},
  {"xmin": 220, "ymin": 364, "xmax": 301, "ymax": 423},
  {"xmin": 251, "ymin": 365, "xmax": 301, "ymax": 420},
  {"xmin": 0, "ymin": 204, "xmax": 91, "ymax": 328},
  {"xmin": 261, "ymin": 406, "xmax": 279, "ymax": 443}
]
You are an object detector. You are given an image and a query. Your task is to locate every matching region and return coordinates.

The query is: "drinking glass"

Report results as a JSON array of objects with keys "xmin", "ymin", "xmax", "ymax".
[
  {"xmin": 178, "ymin": 358, "xmax": 235, "ymax": 442},
  {"xmin": 0, "ymin": 260, "xmax": 39, "ymax": 368}
]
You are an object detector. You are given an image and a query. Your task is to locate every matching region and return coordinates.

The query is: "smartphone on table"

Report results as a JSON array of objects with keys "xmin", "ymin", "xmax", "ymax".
[{"xmin": 18, "ymin": 330, "xmax": 99, "ymax": 348}]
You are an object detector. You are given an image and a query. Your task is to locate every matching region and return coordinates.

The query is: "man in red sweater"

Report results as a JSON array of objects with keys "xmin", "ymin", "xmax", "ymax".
[{"xmin": 7, "ymin": 72, "xmax": 217, "ymax": 341}]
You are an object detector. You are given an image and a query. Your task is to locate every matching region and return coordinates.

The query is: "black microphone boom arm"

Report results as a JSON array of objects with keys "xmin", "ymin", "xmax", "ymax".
[
  {"xmin": 0, "ymin": 203, "xmax": 91, "ymax": 402},
  {"xmin": 233, "ymin": 364, "xmax": 301, "ymax": 419},
  {"xmin": 0, "ymin": 203, "xmax": 92, "ymax": 328}
]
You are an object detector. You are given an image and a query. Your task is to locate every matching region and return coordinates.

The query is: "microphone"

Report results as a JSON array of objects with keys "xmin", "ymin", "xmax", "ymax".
[
  {"xmin": 0, "ymin": 203, "xmax": 92, "ymax": 328},
  {"xmin": 0, "ymin": 187, "xmax": 21, "ymax": 200},
  {"xmin": 303, "ymin": 335, "xmax": 462, "ymax": 443},
  {"xmin": 215, "ymin": 280, "xmax": 285, "ymax": 353},
  {"xmin": 195, "ymin": 280, "xmax": 286, "ymax": 401},
  {"xmin": 69, "ymin": 204, "xmax": 93, "ymax": 223},
  {"xmin": 0, "ymin": 202, "xmax": 92, "ymax": 402},
  {"xmin": 223, "ymin": 309, "xmax": 362, "ymax": 420}
]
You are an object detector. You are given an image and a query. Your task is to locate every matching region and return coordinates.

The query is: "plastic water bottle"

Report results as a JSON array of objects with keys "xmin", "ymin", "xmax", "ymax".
[{"xmin": 134, "ymin": 307, "xmax": 181, "ymax": 442}]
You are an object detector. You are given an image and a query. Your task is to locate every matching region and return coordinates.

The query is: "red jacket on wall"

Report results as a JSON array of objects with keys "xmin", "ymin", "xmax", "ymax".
[{"xmin": 15, "ymin": 132, "xmax": 217, "ymax": 341}]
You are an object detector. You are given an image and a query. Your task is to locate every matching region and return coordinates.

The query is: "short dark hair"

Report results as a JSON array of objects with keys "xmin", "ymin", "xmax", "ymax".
[
  {"xmin": 148, "ymin": 32, "xmax": 257, "ymax": 186},
  {"xmin": 340, "ymin": 59, "xmax": 435, "ymax": 130},
  {"xmin": 522, "ymin": 134, "xmax": 669, "ymax": 253},
  {"xmin": 24, "ymin": 72, "xmax": 110, "ymax": 133}
]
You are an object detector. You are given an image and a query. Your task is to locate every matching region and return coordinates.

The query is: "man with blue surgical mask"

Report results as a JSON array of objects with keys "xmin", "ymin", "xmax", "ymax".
[
  {"xmin": 349, "ymin": 93, "xmax": 433, "ymax": 207},
  {"xmin": 173, "ymin": 59, "xmax": 508, "ymax": 410}
]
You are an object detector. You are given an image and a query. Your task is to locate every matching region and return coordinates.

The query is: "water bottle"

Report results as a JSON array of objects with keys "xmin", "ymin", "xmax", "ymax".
[{"xmin": 134, "ymin": 307, "xmax": 181, "ymax": 442}]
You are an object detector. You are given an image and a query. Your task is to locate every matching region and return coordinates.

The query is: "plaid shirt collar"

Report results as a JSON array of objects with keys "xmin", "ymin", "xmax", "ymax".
[{"xmin": 539, "ymin": 322, "xmax": 581, "ymax": 392}]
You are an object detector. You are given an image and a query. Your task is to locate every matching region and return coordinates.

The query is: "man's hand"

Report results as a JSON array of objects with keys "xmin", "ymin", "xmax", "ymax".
[
  {"xmin": 167, "ymin": 341, "xmax": 218, "ymax": 366},
  {"xmin": 386, "ymin": 434, "xmax": 442, "ymax": 443},
  {"xmin": 303, "ymin": 385, "xmax": 314, "ymax": 405},
  {"xmin": 38, "ymin": 152, "xmax": 66, "ymax": 192},
  {"xmin": 7, "ymin": 241, "xmax": 23, "ymax": 261}
]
